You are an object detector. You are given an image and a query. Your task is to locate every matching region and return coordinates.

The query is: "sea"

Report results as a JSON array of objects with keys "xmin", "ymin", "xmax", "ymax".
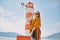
[
  {"xmin": 0, "ymin": 37, "xmax": 60, "ymax": 40},
  {"xmin": 42, "ymin": 39, "xmax": 60, "ymax": 40}
]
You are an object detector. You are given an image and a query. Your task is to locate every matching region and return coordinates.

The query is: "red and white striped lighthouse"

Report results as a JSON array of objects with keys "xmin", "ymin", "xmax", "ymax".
[
  {"xmin": 17, "ymin": 2, "xmax": 34, "ymax": 40},
  {"xmin": 25, "ymin": 2, "xmax": 34, "ymax": 36}
]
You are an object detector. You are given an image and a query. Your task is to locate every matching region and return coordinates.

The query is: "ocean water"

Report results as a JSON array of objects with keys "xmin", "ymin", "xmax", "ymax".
[
  {"xmin": 0, "ymin": 38, "xmax": 60, "ymax": 40},
  {"xmin": 32, "ymin": 38, "xmax": 60, "ymax": 40},
  {"xmin": 0, "ymin": 37, "xmax": 60, "ymax": 40},
  {"xmin": 42, "ymin": 39, "xmax": 60, "ymax": 40}
]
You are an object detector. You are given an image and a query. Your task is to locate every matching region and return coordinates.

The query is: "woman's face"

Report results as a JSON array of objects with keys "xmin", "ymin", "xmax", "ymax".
[{"xmin": 35, "ymin": 13, "xmax": 38, "ymax": 17}]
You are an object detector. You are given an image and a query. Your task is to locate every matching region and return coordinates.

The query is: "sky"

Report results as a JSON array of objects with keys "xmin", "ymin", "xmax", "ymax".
[{"xmin": 0, "ymin": 0, "xmax": 60, "ymax": 37}]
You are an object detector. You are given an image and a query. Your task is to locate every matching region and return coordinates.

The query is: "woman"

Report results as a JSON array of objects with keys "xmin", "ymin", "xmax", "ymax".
[{"xmin": 30, "ymin": 11, "xmax": 41, "ymax": 40}]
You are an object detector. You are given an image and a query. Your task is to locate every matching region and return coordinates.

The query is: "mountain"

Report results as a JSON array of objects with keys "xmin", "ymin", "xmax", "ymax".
[
  {"xmin": 0, "ymin": 32, "xmax": 19, "ymax": 38},
  {"xmin": 43, "ymin": 33, "xmax": 60, "ymax": 39}
]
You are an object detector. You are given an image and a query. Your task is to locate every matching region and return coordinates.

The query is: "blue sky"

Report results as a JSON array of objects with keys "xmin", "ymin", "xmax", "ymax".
[{"xmin": 0, "ymin": 0, "xmax": 60, "ymax": 37}]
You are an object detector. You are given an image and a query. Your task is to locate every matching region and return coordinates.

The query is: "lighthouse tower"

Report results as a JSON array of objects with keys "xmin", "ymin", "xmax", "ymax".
[
  {"xmin": 25, "ymin": 2, "xmax": 34, "ymax": 36},
  {"xmin": 17, "ymin": 2, "xmax": 34, "ymax": 40}
]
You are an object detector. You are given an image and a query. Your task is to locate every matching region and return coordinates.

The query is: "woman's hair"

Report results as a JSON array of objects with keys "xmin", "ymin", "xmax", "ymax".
[{"xmin": 35, "ymin": 11, "xmax": 40, "ymax": 17}]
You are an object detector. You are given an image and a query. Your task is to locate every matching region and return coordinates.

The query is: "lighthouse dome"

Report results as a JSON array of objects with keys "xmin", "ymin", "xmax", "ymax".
[{"xmin": 26, "ymin": 2, "xmax": 34, "ymax": 8}]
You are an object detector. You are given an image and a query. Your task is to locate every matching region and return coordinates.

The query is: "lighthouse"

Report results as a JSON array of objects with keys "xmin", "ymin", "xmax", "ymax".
[
  {"xmin": 25, "ymin": 2, "xmax": 34, "ymax": 36},
  {"xmin": 17, "ymin": 2, "xmax": 34, "ymax": 40}
]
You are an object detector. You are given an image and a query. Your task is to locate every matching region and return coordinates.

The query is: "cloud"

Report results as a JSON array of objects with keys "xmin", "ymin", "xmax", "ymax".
[
  {"xmin": 0, "ymin": 6, "xmax": 25, "ymax": 35},
  {"xmin": 0, "ymin": 15, "xmax": 25, "ymax": 35},
  {"xmin": 55, "ymin": 22, "xmax": 60, "ymax": 27},
  {"xmin": 41, "ymin": 30, "xmax": 49, "ymax": 37},
  {"xmin": 0, "ymin": 6, "xmax": 14, "ymax": 21},
  {"xmin": 41, "ymin": 27, "xmax": 54, "ymax": 37},
  {"xmin": 0, "ymin": 6, "xmax": 13, "ymax": 16}
]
